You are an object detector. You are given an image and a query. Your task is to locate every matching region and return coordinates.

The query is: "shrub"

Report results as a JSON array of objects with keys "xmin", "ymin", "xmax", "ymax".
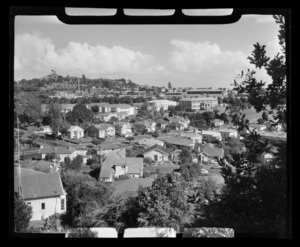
[{"xmin": 144, "ymin": 157, "xmax": 154, "ymax": 164}]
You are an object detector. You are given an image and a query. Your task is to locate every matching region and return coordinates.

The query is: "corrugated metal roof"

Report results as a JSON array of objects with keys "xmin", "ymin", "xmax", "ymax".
[
  {"xmin": 14, "ymin": 168, "xmax": 65, "ymax": 199},
  {"xmin": 143, "ymin": 144, "xmax": 171, "ymax": 155},
  {"xmin": 99, "ymin": 152, "xmax": 143, "ymax": 178}
]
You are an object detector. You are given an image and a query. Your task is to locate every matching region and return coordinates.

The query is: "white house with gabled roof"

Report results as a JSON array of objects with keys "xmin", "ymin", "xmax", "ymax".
[
  {"xmin": 14, "ymin": 167, "xmax": 67, "ymax": 221},
  {"xmin": 68, "ymin": 125, "xmax": 84, "ymax": 139}
]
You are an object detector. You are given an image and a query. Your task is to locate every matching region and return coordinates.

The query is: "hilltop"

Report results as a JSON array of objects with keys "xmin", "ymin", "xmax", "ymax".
[{"xmin": 17, "ymin": 72, "xmax": 139, "ymax": 91}]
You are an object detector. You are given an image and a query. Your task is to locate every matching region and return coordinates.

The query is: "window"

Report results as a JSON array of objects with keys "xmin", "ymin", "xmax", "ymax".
[
  {"xmin": 61, "ymin": 199, "xmax": 65, "ymax": 211},
  {"xmin": 41, "ymin": 202, "xmax": 45, "ymax": 210}
]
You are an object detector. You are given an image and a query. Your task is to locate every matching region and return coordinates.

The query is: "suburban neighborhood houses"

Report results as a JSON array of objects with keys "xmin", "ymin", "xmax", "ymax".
[
  {"xmin": 13, "ymin": 72, "xmax": 288, "ymax": 237},
  {"xmin": 12, "ymin": 10, "xmax": 289, "ymax": 238}
]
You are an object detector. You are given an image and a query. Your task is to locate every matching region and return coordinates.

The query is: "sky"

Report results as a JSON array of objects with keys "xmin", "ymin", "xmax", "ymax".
[{"xmin": 14, "ymin": 10, "xmax": 283, "ymax": 88}]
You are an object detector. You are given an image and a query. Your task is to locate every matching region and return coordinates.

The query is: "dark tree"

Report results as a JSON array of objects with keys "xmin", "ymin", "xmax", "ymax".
[
  {"xmin": 67, "ymin": 155, "xmax": 83, "ymax": 172},
  {"xmin": 14, "ymin": 193, "xmax": 32, "ymax": 232},
  {"xmin": 262, "ymin": 111, "xmax": 269, "ymax": 122},
  {"xmin": 152, "ymin": 131, "xmax": 160, "ymax": 139},
  {"xmin": 91, "ymin": 105, "xmax": 99, "ymax": 113},
  {"xmin": 45, "ymin": 152, "xmax": 58, "ymax": 162}
]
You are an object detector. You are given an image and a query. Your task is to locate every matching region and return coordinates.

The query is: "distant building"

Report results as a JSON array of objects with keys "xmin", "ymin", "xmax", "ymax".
[
  {"xmin": 148, "ymin": 100, "xmax": 178, "ymax": 111},
  {"xmin": 134, "ymin": 120, "xmax": 156, "ymax": 133},
  {"xmin": 158, "ymin": 136, "xmax": 195, "ymax": 149},
  {"xmin": 164, "ymin": 92, "xmax": 183, "ymax": 98},
  {"xmin": 214, "ymin": 128, "xmax": 238, "ymax": 139},
  {"xmin": 185, "ymin": 88, "xmax": 228, "ymax": 97},
  {"xmin": 212, "ymin": 119, "xmax": 224, "ymax": 127},
  {"xmin": 201, "ymin": 130, "xmax": 222, "ymax": 141},
  {"xmin": 179, "ymin": 97, "xmax": 218, "ymax": 111},
  {"xmin": 39, "ymin": 146, "xmax": 78, "ymax": 163}
]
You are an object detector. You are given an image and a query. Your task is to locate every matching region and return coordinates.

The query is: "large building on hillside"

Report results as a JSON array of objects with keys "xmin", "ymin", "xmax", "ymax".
[
  {"xmin": 148, "ymin": 100, "xmax": 178, "ymax": 111},
  {"xmin": 179, "ymin": 97, "xmax": 218, "ymax": 111},
  {"xmin": 185, "ymin": 88, "xmax": 228, "ymax": 98}
]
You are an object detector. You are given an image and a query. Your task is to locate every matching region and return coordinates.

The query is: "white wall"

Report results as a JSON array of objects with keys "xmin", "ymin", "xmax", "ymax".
[
  {"xmin": 26, "ymin": 194, "xmax": 66, "ymax": 221},
  {"xmin": 144, "ymin": 150, "xmax": 169, "ymax": 162}
]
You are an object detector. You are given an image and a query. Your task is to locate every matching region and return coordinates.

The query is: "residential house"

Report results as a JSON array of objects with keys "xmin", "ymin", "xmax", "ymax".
[
  {"xmin": 37, "ymin": 125, "xmax": 52, "ymax": 134},
  {"xmin": 60, "ymin": 104, "xmax": 76, "ymax": 114},
  {"xmin": 135, "ymin": 138, "xmax": 164, "ymax": 149},
  {"xmin": 92, "ymin": 144, "xmax": 126, "ymax": 158},
  {"xmin": 14, "ymin": 167, "xmax": 67, "ymax": 221},
  {"xmin": 215, "ymin": 128, "xmax": 238, "ymax": 140},
  {"xmin": 167, "ymin": 122, "xmax": 183, "ymax": 131},
  {"xmin": 158, "ymin": 136, "xmax": 195, "ymax": 149},
  {"xmin": 164, "ymin": 116, "xmax": 190, "ymax": 129},
  {"xmin": 198, "ymin": 143, "xmax": 224, "ymax": 163},
  {"xmin": 143, "ymin": 144, "xmax": 171, "ymax": 162},
  {"xmin": 94, "ymin": 112, "xmax": 127, "ymax": 122},
  {"xmin": 114, "ymin": 122, "xmax": 132, "ymax": 137},
  {"xmin": 213, "ymin": 119, "xmax": 224, "ymax": 127},
  {"xmin": 201, "ymin": 130, "xmax": 222, "ymax": 141},
  {"xmin": 86, "ymin": 125, "xmax": 105, "ymax": 139},
  {"xmin": 134, "ymin": 120, "xmax": 156, "ymax": 133},
  {"xmin": 99, "ymin": 152, "xmax": 143, "ymax": 182},
  {"xmin": 94, "ymin": 124, "xmax": 116, "ymax": 138},
  {"xmin": 155, "ymin": 119, "xmax": 169, "ymax": 130},
  {"xmin": 75, "ymin": 147, "xmax": 91, "ymax": 164},
  {"xmin": 39, "ymin": 146, "xmax": 78, "ymax": 163},
  {"xmin": 68, "ymin": 126, "xmax": 84, "ymax": 139},
  {"xmin": 249, "ymin": 123, "xmax": 267, "ymax": 132},
  {"xmin": 180, "ymin": 132, "xmax": 203, "ymax": 144}
]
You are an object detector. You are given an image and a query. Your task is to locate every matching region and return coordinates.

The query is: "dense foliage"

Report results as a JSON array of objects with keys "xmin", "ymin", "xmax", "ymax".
[{"xmin": 14, "ymin": 192, "xmax": 32, "ymax": 232}]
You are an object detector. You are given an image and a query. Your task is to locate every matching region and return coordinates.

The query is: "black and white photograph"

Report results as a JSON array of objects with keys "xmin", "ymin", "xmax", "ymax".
[{"xmin": 10, "ymin": 7, "xmax": 291, "ymax": 238}]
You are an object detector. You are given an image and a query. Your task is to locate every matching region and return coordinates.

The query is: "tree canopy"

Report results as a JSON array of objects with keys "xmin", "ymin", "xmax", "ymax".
[{"xmin": 14, "ymin": 192, "xmax": 32, "ymax": 232}]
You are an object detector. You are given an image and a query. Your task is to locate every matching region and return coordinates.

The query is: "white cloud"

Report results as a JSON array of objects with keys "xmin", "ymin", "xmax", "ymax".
[
  {"xmin": 15, "ymin": 33, "xmax": 166, "ymax": 79},
  {"xmin": 169, "ymin": 39, "xmax": 248, "ymax": 74}
]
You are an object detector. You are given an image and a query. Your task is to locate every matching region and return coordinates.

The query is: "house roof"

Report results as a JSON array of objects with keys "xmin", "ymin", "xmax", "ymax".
[
  {"xmin": 80, "ymin": 122, "xmax": 92, "ymax": 130},
  {"xmin": 136, "ymin": 138, "xmax": 164, "ymax": 148},
  {"xmin": 14, "ymin": 168, "xmax": 65, "ymax": 199},
  {"xmin": 165, "ymin": 116, "xmax": 187, "ymax": 123},
  {"xmin": 68, "ymin": 125, "xmax": 84, "ymax": 132},
  {"xmin": 180, "ymin": 132, "xmax": 202, "ymax": 139},
  {"xmin": 39, "ymin": 146, "xmax": 76, "ymax": 154},
  {"xmin": 99, "ymin": 152, "xmax": 143, "ymax": 178},
  {"xmin": 94, "ymin": 124, "xmax": 115, "ymax": 131},
  {"xmin": 143, "ymin": 144, "xmax": 171, "ymax": 155},
  {"xmin": 213, "ymin": 119, "xmax": 224, "ymax": 123},
  {"xmin": 157, "ymin": 136, "xmax": 194, "ymax": 147},
  {"xmin": 180, "ymin": 97, "xmax": 217, "ymax": 101},
  {"xmin": 155, "ymin": 119, "xmax": 168, "ymax": 124},
  {"xmin": 200, "ymin": 143, "xmax": 224, "ymax": 157}
]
